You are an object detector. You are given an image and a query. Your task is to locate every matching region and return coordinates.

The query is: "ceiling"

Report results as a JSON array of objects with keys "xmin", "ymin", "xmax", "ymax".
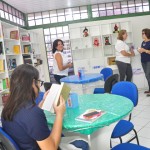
[{"xmin": 4, "ymin": 0, "xmax": 123, "ymax": 13}]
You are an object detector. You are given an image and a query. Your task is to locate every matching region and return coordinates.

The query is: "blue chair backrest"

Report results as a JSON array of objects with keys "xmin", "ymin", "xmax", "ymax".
[
  {"xmin": 100, "ymin": 68, "xmax": 113, "ymax": 81},
  {"xmin": 35, "ymin": 91, "xmax": 44, "ymax": 105},
  {"xmin": 111, "ymin": 81, "xmax": 138, "ymax": 107},
  {"xmin": 0, "ymin": 127, "xmax": 20, "ymax": 150}
]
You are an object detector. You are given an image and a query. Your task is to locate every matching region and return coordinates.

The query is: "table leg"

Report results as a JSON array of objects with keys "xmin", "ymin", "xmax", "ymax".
[
  {"xmin": 63, "ymin": 121, "xmax": 117, "ymax": 150},
  {"xmin": 87, "ymin": 135, "xmax": 91, "ymax": 149},
  {"xmin": 90, "ymin": 122, "xmax": 117, "ymax": 150}
]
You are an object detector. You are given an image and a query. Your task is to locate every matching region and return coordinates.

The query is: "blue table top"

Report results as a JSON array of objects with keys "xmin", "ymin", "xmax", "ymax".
[{"xmin": 60, "ymin": 73, "xmax": 103, "ymax": 84}]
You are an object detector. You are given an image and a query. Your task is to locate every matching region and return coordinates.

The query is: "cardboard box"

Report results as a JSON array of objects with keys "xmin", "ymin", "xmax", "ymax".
[{"xmin": 107, "ymin": 57, "xmax": 116, "ymax": 65}]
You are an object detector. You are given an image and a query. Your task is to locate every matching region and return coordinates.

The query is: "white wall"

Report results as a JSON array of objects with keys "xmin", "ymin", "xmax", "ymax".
[
  {"xmin": 69, "ymin": 15, "xmax": 150, "ymax": 89},
  {"xmin": 69, "ymin": 15, "xmax": 150, "ymax": 48},
  {"xmin": 31, "ymin": 28, "xmax": 50, "ymax": 82}
]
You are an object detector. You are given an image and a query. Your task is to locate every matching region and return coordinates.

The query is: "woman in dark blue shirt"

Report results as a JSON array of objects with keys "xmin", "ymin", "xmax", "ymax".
[
  {"xmin": 2, "ymin": 64, "xmax": 66, "ymax": 150},
  {"xmin": 1, "ymin": 64, "xmax": 88, "ymax": 150},
  {"xmin": 138, "ymin": 28, "xmax": 150, "ymax": 96}
]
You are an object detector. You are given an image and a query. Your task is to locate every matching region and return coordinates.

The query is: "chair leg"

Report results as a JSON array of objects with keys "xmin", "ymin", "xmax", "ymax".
[
  {"xmin": 133, "ymin": 129, "xmax": 140, "ymax": 145},
  {"xmin": 110, "ymin": 139, "xmax": 112, "ymax": 148},
  {"xmin": 110, "ymin": 137, "xmax": 123, "ymax": 148},
  {"xmin": 129, "ymin": 113, "xmax": 132, "ymax": 121},
  {"xmin": 119, "ymin": 137, "xmax": 122, "ymax": 144}
]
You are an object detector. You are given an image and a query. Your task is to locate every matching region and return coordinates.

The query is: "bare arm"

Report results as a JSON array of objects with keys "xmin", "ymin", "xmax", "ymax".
[
  {"xmin": 55, "ymin": 53, "xmax": 72, "ymax": 71},
  {"xmin": 138, "ymin": 48, "xmax": 150, "ymax": 54},
  {"xmin": 37, "ymin": 115, "xmax": 63, "ymax": 150},
  {"xmin": 37, "ymin": 96, "xmax": 66, "ymax": 150},
  {"xmin": 121, "ymin": 50, "xmax": 135, "ymax": 57}
]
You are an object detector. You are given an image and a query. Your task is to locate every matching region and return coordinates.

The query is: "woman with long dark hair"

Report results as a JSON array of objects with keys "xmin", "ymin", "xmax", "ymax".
[
  {"xmin": 52, "ymin": 39, "xmax": 73, "ymax": 84},
  {"xmin": 138, "ymin": 28, "xmax": 150, "ymax": 96},
  {"xmin": 2, "ymin": 64, "xmax": 89, "ymax": 150},
  {"xmin": 1, "ymin": 64, "xmax": 65, "ymax": 149}
]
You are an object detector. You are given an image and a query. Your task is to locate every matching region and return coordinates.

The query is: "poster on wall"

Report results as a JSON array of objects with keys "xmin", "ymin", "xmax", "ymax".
[
  {"xmin": 112, "ymin": 23, "xmax": 120, "ymax": 33},
  {"xmin": 82, "ymin": 27, "xmax": 90, "ymax": 37},
  {"xmin": 103, "ymin": 35, "xmax": 111, "ymax": 45},
  {"xmin": 92, "ymin": 37, "xmax": 101, "ymax": 47}
]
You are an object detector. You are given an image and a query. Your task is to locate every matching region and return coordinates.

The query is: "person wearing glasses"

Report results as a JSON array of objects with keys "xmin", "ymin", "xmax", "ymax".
[
  {"xmin": 1, "ymin": 64, "xmax": 89, "ymax": 150},
  {"xmin": 115, "ymin": 29, "xmax": 135, "ymax": 81},
  {"xmin": 52, "ymin": 39, "xmax": 73, "ymax": 84},
  {"xmin": 138, "ymin": 28, "xmax": 150, "ymax": 96}
]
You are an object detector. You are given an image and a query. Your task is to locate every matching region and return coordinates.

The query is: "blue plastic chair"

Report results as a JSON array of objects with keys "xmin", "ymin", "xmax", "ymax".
[
  {"xmin": 101, "ymin": 67, "xmax": 113, "ymax": 81},
  {"xmin": 111, "ymin": 143, "xmax": 149, "ymax": 150},
  {"xmin": 110, "ymin": 81, "xmax": 139, "ymax": 148},
  {"xmin": 94, "ymin": 74, "xmax": 119, "ymax": 94},
  {"xmin": 93, "ymin": 67, "xmax": 113, "ymax": 94},
  {"xmin": 0, "ymin": 127, "xmax": 20, "ymax": 150},
  {"xmin": 35, "ymin": 91, "xmax": 44, "ymax": 105}
]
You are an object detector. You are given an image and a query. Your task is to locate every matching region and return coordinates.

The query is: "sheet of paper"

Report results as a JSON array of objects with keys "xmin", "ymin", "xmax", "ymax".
[{"xmin": 42, "ymin": 84, "xmax": 60, "ymax": 112}]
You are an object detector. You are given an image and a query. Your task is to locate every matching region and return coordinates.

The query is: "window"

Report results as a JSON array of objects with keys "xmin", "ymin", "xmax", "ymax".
[
  {"xmin": 43, "ymin": 18, "xmax": 50, "ymax": 24},
  {"xmin": 42, "ymin": 12, "xmax": 50, "ymax": 24},
  {"xmin": 143, "ymin": 0, "xmax": 149, "ymax": 12},
  {"xmin": 28, "ymin": 6, "xmax": 88, "ymax": 26},
  {"xmin": 135, "ymin": 0, "xmax": 143, "ymax": 12},
  {"xmin": 42, "ymin": 11, "xmax": 49, "ymax": 18},
  {"xmin": 0, "ymin": 1, "xmax": 25, "ymax": 26},
  {"xmin": 113, "ymin": 2, "xmax": 121, "ymax": 15},
  {"xmin": 43, "ymin": 26, "xmax": 74, "ymax": 82},
  {"xmin": 28, "ymin": 20, "xmax": 35, "ymax": 26},
  {"xmin": 92, "ymin": 0, "xmax": 149, "ymax": 18},
  {"xmin": 28, "ymin": 13, "xmax": 34, "ymax": 20}
]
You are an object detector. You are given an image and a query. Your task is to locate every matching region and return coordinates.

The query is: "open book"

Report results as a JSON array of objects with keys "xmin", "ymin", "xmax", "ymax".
[
  {"xmin": 75, "ymin": 109, "xmax": 105, "ymax": 123},
  {"xmin": 42, "ymin": 82, "xmax": 71, "ymax": 113}
]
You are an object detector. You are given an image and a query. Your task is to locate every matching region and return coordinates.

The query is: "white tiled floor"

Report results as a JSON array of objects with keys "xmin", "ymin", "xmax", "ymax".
[{"xmin": 112, "ymin": 89, "xmax": 150, "ymax": 148}]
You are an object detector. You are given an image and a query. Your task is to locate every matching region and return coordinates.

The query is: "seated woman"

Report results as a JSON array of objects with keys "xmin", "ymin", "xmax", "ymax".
[{"xmin": 1, "ymin": 64, "xmax": 88, "ymax": 150}]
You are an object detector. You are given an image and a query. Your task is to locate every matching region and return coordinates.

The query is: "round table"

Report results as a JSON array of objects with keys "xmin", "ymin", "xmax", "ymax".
[
  {"xmin": 45, "ymin": 94, "xmax": 133, "ymax": 150},
  {"xmin": 60, "ymin": 73, "xmax": 104, "ymax": 95}
]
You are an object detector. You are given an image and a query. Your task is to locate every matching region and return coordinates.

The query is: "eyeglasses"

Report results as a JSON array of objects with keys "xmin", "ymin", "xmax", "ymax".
[{"xmin": 37, "ymin": 80, "xmax": 44, "ymax": 87}]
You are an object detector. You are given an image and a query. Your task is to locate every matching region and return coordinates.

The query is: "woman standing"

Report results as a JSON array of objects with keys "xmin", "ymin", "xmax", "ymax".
[
  {"xmin": 115, "ymin": 30, "xmax": 135, "ymax": 81},
  {"xmin": 138, "ymin": 28, "xmax": 150, "ymax": 96},
  {"xmin": 52, "ymin": 39, "xmax": 73, "ymax": 84}
]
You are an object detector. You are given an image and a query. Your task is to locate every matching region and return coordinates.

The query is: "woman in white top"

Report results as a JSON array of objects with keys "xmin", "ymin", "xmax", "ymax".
[
  {"xmin": 52, "ymin": 39, "xmax": 73, "ymax": 84},
  {"xmin": 115, "ymin": 30, "xmax": 135, "ymax": 81}
]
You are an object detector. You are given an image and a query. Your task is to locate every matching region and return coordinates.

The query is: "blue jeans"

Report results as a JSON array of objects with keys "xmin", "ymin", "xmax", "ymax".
[{"xmin": 142, "ymin": 61, "xmax": 150, "ymax": 90}]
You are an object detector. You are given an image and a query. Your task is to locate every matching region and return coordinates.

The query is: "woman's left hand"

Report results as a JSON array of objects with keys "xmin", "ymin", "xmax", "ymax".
[{"xmin": 138, "ymin": 48, "xmax": 145, "ymax": 53}]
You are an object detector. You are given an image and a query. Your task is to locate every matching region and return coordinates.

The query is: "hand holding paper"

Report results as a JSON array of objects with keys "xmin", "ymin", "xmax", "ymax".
[
  {"xmin": 54, "ymin": 96, "xmax": 66, "ymax": 116},
  {"xmin": 42, "ymin": 82, "xmax": 71, "ymax": 113}
]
